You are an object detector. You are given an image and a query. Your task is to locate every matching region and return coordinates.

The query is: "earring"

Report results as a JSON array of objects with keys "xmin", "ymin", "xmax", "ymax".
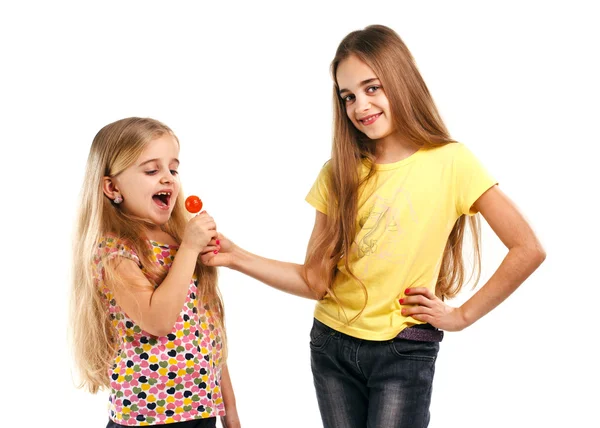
[{"xmin": 113, "ymin": 195, "xmax": 123, "ymax": 204}]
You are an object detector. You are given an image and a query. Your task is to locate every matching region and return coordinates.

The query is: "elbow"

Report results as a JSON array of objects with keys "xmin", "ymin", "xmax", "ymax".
[
  {"xmin": 525, "ymin": 241, "xmax": 546, "ymax": 268},
  {"xmin": 309, "ymin": 280, "xmax": 329, "ymax": 301},
  {"xmin": 306, "ymin": 280, "xmax": 327, "ymax": 301},
  {"xmin": 531, "ymin": 238, "xmax": 547, "ymax": 266},
  {"xmin": 146, "ymin": 322, "xmax": 175, "ymax": 338},
  {"xmin": 534, "ymin": 245, "xmax": 547, "ymax": 267},
  {"xmin": 305, "ymin": 266, "xmax": 328, "ymax": 300},
  {"xmin": 154, "ymin": 327, "xmax": 172, "ymax": 337},
  {"xmin": 312, "ymin": 288, "xmax": 327, "ymax": 301}
]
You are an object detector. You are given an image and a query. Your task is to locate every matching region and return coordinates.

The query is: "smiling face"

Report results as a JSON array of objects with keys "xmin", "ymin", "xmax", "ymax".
[
  {"xmin": 336, "ymin": 55, "xmax": 395, "ymax": 141},
  {"xmin": 103, "ymin": 133, "xmax": 181, "ymax": 228}
]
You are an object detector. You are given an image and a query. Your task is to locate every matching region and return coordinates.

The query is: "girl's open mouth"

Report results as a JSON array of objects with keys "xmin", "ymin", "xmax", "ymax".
[{"xmin": 152, "ymin": 191, "xmax": 171, "ymax": 209}]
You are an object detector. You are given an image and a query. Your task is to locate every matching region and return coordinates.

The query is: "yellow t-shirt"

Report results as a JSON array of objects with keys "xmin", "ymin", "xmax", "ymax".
[{"xmin": 305, "ymin": 142, "xmax": 497, "ymax": 340}]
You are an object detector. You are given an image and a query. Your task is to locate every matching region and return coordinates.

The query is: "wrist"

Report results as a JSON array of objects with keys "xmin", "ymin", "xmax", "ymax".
[
  {"xmin": 178, "ymin": 242, "xmax": 201, "ymax": 257},
  {"xmin": 229, "ymin": 245, "xmax": 249, "ymax": 270},
  {"xmin": 456, "ymin": 305, "xmax": 473, "ymax": 330}
]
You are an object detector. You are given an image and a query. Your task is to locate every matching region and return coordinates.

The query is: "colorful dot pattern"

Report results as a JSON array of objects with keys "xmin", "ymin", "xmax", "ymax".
[{"xmin": 94, "ymin": 237, "xmax": 225, "ymax": 426}]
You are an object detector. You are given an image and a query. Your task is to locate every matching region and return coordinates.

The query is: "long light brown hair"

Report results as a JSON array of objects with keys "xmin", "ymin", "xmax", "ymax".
[
  {"xmin": 305, "ymin": 25, "xmax": 481, "ymax": 319},
  {"xmin": 70, "ymin": 117, "xmax": 226, "ymax": 393}
]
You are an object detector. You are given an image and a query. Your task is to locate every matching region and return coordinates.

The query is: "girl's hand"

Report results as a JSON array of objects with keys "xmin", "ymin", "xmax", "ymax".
[
  {"xmin": 181, "ymin": 211, "xmax": 218, "ymax": 253},
  {"xmin": 200, "ymin": 233, "xmax": 237, "ymax": 267},
  {"xmin": 220, "ymin": 410, "xmax": 241, "ymax": 428},
  {"xmin": 400, "ymin": 287, "xmax": 467, "ymax": 332}
]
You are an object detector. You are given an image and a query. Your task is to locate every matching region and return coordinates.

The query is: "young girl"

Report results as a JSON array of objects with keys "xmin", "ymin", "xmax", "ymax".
[
  {"xmin": 70, "ymin": 117, "xmax": 240, "ymax": 428},
  {"xmin": 200, "ymin": 25, "xmax": 545, "ymax": 428}
]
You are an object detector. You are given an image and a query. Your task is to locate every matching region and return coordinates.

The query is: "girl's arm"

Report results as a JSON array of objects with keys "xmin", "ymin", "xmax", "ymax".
[
  {"xmin": 220, "ymin": 364, "xmax": 240, "ymax": 428},
  {"xmin": 402, "ymin": 185, "xmax": 546, "ymax": 331},
  {"xmin": 106, "ymin": 212, "xmax": 217, "ymax": 336},
  {"xmin": 201, "ymin": 211, "xmax": 329, "ymax": 300}
]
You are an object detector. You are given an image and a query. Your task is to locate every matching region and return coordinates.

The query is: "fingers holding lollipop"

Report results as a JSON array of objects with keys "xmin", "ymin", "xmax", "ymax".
[{"xmin": 185, "ymin": 195, "xmax": 220, "ymax": 256}]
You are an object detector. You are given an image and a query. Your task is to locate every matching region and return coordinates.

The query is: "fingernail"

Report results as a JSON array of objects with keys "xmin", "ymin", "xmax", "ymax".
[
  {"xmin": 405, "ymin": 289, "xmax": 411, "ymax": 294},
  {"xmin": 213, "ymin": 250, "xmax": 218, "ymax": 254},
  {"xmin": 216, "ymin": 240, "xmax": 220, "ymax": 245},
  {"xmin": 399, "ymin": 299, "xmax": 404, "ymax": 304}
]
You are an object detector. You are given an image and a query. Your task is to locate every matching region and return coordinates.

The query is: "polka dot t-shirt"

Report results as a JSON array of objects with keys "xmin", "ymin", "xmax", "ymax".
[{"xmin": 95, "ymin": 237, "xmax": 225, "ymax": 426}]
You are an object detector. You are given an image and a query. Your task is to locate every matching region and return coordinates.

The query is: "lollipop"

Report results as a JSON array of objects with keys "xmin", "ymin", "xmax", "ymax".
[
  {"xmin": 185, "ymin": 195, "xmax": 203, "ymax": 214},
  {"xmin": 186, "ymin": 195, "xmax": 219, "ymax": 252}
]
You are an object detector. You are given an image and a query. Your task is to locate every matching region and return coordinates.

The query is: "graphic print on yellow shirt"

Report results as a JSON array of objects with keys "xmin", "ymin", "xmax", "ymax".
[{"xmin": 306, "ymin": 143, "xmax": 497, "ymax": 341}]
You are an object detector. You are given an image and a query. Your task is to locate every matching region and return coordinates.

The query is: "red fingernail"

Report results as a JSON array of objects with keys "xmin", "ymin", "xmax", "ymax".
[
  {"xmin": 216, "ymin": 240, "xmax": 220, "ymax": 245},
  {"xmin": 399, "ymin": 299, "xmax": 404, "ymax": 304},
  {"xmin": 405, "ymin": 289, "xmax": 411, "ymax": 294},
  {"xmin": 213, "ymin": 250, "xmax": 218, "ymax": 254}
]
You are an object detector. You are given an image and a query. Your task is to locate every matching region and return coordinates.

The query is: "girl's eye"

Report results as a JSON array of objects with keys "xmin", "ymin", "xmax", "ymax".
[
  {"xmin": 145, "ymin": 170, "xmax": 157, "ymax": 175},
  {"xmin": 170, "ymin": 170, "xmax": 179, "ymax": 175},
  {"xmin": 343, "ymin": 94, "xmax": 355, "ymax": 103},
  {"xmin": 367, "ymin": 85, "xmax": 380, "ymax": 93}
]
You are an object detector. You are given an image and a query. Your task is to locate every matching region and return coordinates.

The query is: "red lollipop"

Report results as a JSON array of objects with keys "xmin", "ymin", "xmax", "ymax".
[{"xmin": 185, "ymin": 195, "xmax": 203, "ymax": 213}]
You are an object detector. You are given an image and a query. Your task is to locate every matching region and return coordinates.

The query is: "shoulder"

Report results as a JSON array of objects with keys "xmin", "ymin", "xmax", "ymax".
[
  {"xmin": 318, "ymin": 159, "xmax": 332, "ymax": 175},
  {"xmin": 310, "ymin": 159, "xmax": 334, "ymax": 186},
  {"xmin": 96, "ymin": 235, "xmax": 142, "ymax": 266},
  {"xmin": 422, "ymin": 142, "xmax": 483, "ymax": 167},
  {"xmin": 424, "ymin": 141, "xmax": 466, "ymax": 158}
]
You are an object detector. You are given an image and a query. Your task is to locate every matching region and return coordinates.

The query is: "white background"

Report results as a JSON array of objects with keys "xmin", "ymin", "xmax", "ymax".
[{"xmin": 1, "ymin": 1, "xmax": 598, "ymax": 427}]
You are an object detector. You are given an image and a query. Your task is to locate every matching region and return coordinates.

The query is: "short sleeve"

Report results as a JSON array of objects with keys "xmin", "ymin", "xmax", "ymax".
[
  {"xmin": 94, "ymin": 236, "xmax": 142, "ymax": 284},
  {"xmin": 452, "ymin": 143, "xmax": 498, "ymax": 216},
  {"xmin": 305, "ymin": 162, "xmax": 331, "ymax": 214}
]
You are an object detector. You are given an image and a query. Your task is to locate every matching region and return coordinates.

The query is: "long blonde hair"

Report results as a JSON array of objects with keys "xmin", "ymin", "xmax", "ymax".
[
  {"xmin": 70, "ymin": 117, "xmax": 226, "ymax": 393},
  {"xmin": 305, "ymin": 25, "xmax": 481, "ymax": 318}
]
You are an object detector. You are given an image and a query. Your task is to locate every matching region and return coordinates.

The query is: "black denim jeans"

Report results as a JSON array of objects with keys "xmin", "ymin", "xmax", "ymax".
[{"xmin": 310, "ymin": 318, "xmax": 440, "ymax": 428}]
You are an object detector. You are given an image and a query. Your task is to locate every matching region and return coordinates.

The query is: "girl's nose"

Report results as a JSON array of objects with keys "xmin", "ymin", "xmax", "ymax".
[{"xmin": 356, "ymin": 96, "xmax": 371, "ymax": 112}]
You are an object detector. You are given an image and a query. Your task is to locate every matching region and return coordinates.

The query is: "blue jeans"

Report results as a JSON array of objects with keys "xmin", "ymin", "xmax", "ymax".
[{"xmin": 310, "ymin": 319, "xmax": 440, "ymax": 428}]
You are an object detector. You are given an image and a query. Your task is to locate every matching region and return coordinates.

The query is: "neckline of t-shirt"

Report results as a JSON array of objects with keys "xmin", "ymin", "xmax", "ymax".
[
  {"xmin": 102, "ymin": 234, "xmax": 179, "ymax": 249},
  {"xmin": 148, "ymin": 239, "xmax": 179, "ymax": 248},
  {"xmin": 362, "ymin": 147, "xmax": 425, "ymax": 171}
]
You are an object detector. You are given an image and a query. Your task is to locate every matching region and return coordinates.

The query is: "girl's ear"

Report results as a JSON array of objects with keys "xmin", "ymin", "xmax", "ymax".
[{"xmin": 102, "ymin": 176, "xmax": 120, "ymax": 200}]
